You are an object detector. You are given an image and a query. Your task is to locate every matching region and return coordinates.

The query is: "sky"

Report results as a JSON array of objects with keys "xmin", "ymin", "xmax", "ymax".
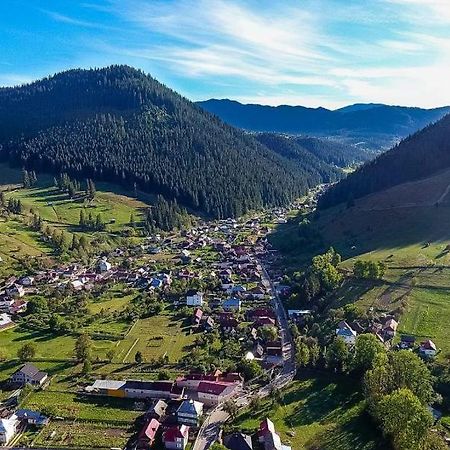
[{"xmin": 1, "ymin": 0, "xmax": 450, "ymax": 109}]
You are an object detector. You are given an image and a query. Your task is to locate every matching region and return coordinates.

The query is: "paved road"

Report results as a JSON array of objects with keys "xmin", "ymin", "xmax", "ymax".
[{"xmin": 193, "ymin": 259, "xmax": 296, "ymax": 450}]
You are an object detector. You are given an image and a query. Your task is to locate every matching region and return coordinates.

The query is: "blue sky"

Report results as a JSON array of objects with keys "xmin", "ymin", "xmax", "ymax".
[{"xmin": 1, "ymin": 0, "xmax": 450, "ymax": 108}]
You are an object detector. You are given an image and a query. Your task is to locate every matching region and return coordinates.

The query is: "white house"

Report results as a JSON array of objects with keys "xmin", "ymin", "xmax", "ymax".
[
  {"xmin": 419, "ymin": 340, "xmax": 437, "ymax": 357},
  {"xmin": 0, "ymin": 313, "xmax": 14, "ymax": 330},
  {"xmin": 335, "ymin": 321, "xmax": 357, "ymax": 345},
  {"xmin": 10, "ymin": 363, "xmax": 48, "ymax": 387},
  {"xmin": 0, "ymin": 414, "xmax": 19, "ymax": 444},
  {"xmin": 186, "ymin": 291, "xmax": 204, "ymax": 307}
]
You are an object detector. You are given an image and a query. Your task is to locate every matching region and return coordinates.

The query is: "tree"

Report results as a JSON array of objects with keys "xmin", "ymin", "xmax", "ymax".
[
  {"xmin": 352, "ymin": 333, "xmax": 385, "ymax": 373},
  {"xmin": 75, "ymin": 334, "xmax": 92, "ymax": 362},
  {"xmin": 258, "ymin": 325, "xmax": 278, "ymax": 342},
  {"xmin": 18, "ymin": 343, "xmax": 37, "ymax": 361},
  {"xmin": 326, "ymin": 338, "xmax": 349, "ymax": 372},
  {"xmin": 106, "ymin": 349, "xmax": 115, "ymax": 362},
  {"xmin": 269, "ymin": 386, "xmax": 282, "ymax": 405},
  {"xmin": 296, "ymin": 341, "xmax": 310, "ymax": 367},
  {"xmin": 82, "ymin": 358, "xmax": 92, "ymax": 375},
  {"xmin": 238, "ymin": 358, "xmax": 263, "ymax": 381},
  {"xmin": 375, "ymin": 388, "xmax": 433, "ymax": 450},
  {"xmin": 223, "ymin": 399, "xmax": 238, "ymax": 420},
  {"xmin": 210, "ymin": 444, "xmax": 228, "ymax": 450},
  {"xmin": 134, "ymin": 351, "xmax": 143, "ymax": 364}
]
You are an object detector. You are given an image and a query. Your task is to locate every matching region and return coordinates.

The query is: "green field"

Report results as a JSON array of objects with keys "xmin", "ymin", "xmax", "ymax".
[
  {"xmin": 273, "ymin": 170, "xmax": 450, "ymax": 361},
  {"xmin": 114, "ymin": 309, "xmax": 195, "ymax": 363},
  {"xmin": 34, "ymin": 421, "xmax": 134, "ymax": 450},
  {"xmin": 232, "ymin": 374, "xmax": 384, "ymax": 450},
  {"xmin": 23, "ymin": 390, "xmax": 141, "ymax": 422}
]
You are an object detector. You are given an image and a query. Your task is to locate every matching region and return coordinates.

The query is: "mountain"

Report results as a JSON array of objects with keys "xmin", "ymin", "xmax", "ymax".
[
  {"xmin": 319, "ymin": 113, "xmax": 450, "ymax": 209},
  {"xmin": 255, "ymin": 134, "xmax": 372, "ymax": 169},
  {"xmin": 197, "ymin": 99, "xmax": 450, "ymax": 150},
  {"xmin": 0, "ymin": 65, "xmax": 342, "ymax": 219}
]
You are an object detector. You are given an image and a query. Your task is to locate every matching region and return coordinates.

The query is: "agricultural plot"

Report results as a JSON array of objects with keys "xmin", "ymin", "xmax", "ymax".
[
  {"xmin": 232, "ymin": 374, "xmax": 384, "ymax": 450},
  {"xmin": 34, "ymin": 421, "xmax": 134, "ymax": 450},
  {"xmin": 114, "ymin": 309, "xmax": 195, "ymax": 363},
  {"xmin": 23, "ymin": 391, "xmax": 141, "ymax": 422}
]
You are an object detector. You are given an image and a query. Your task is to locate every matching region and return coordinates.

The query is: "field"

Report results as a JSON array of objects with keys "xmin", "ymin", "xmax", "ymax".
[
  {"xmin": 232, "ymin": 373, "xmax": 385, "ymax": 450},
  {"xmin": 273, "ymin": 169, "xmax": 450, "ymax": 360},
  {"xmin": 33, "ymin": 421, "xmax": 134, "ymax": 450},
  {"xmin": 115, "ymin": 308, "xmax": 195, "ymax": 363}
]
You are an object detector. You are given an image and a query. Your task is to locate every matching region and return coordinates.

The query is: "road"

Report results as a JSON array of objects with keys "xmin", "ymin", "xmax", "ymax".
[{"xmin": 192, "ymin": 259, "xmax": 296, "ymax": 450}]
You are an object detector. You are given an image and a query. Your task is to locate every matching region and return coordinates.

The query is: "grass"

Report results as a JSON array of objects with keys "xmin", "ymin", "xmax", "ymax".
[
  {"xmin": 114, "ymin": 308, "xmax": 195, "ymax": 363},
  {"xmin": 0, "ymin": 326, "xmax": 115, "ymax": 360},
  {"xmin": 34, "ymin": 421, "xmax": 134, "ymax": 450},
  {"xmin": 232, "ymin": 373, "xmax": 385, "ymax": 450},
  {"xmin": 22, "ymin": 391, "xmax": 141, "ymax": 422},
  {"xmin": 272, "ymin": 168, "xmax": 450, "ymax": 361}
]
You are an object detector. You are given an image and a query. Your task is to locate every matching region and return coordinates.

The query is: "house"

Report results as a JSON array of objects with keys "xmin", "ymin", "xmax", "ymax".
[
  {"xmin": 253, "ymin": 317, "xmax": 276, "ymax": 328},
  {"xmin": 382, "ymin": 318, "xmax": 398, "ymax": 339},
  {"xmin": 192, "ymin": 308, "xmax": 203, "ymax": 325},
  {"xmin": 6, "ymin": 284, "xmax": 25, "ymax": 298},
  {"xmin": 258, "ymin": 418, "xmax": 291, "ymax": 450},
  {"xmin": 223, "ymin": 297, "xmax": 242, "ymax": 312},
  {"xmin": 419, "ymin": 339, "xmax": 437, "ymax": 357},
  {"xmin": 176, "ymin": 399, "xmax": 203, "ymax": 426},
  {"xmin": 163, "ymin": 425, "xmax": 189, "ymax": 449},
  {"xmin": 223, "ymin": 432, "xmax": 253, "ymax": 450},
  {"xmin": 15, "ymin": 409, "xmax": 49, "ymax": 427},
  {"xmin": 10, "ymin": 363, "xmax": 48, "ymax": 387},
  {"xmin": 247, "ymin": 308, "xmax": 276, "ymax": 321},
  {"xmin": 202, "ymin": 316, "xmax": 215, "ymax": 332},
  {"xmin": 19, "ymin": 276, "xmax": 35, "ymax": 286},
  {"xmin": 138, "ymin": 418, "xmax": 160, "ymax": 448},
  {"xmin": 0, "ymin": 313, "xmax": 14, "ymax": 330},
  {"xmin": 98, "ymin": 259, "xmax": 112, "ymax": 272},
  {"xmin": 335, "ymin": 321, "xmax": 357, "ymax": 345},
  {"xmin": 146, "ymin": 399, "xmax": 168, "ymax": 420},
  {"xmin": 399, "ymin": 335, "xmax": 416, "ymax": 349},
  {"xmin": 0, "ymin": 414, "xmax": 19, "ymax": 444},
  {"xmin": 196, "ymin": 381, "xmax": 239, "ymax": 406},
  {"xmin": 186, "ymin": 290, "xmax": 204, "ymax": 307}
]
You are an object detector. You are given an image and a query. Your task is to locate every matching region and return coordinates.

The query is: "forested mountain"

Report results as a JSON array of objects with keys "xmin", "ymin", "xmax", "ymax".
[
  {"xmin": 255, "ymin": 134, "xmax": 371, "ymax": 169},
  {"xmin": 319, "ymin": 113, "xmax": 450, "ymax": 209},
  {"xmin": 197, "ymin": 99, "xmax": 450, "ymax": 150},
  {"xmin": 0, "ymin": 65, "xmax": 341, "ymax": 218}
]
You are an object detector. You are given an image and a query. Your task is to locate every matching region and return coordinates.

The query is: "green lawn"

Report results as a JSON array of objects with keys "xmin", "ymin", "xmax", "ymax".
[
  {"xmin": 114, "ymin": 309, "xmax": 195, "ymax": 363},
  {"xmin": 23, "ymin": 390, "xmax": 141, "ymax": 422},
  {"xmin": 0, "ymin": 326, "xmax": 115, "ymax": 360},
  {"xmin": 232, "ymin": 374, "xmax": 385, "ymax": 450}
]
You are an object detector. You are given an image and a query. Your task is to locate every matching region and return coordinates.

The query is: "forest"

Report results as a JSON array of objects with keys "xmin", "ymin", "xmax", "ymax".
[
  {"xmin": 319, "ymin": 113, "xmax": 450, "ymax": 208},
  {"xmin": 0, "ymin": 65, "xmax": 340, "ymax": 219}
]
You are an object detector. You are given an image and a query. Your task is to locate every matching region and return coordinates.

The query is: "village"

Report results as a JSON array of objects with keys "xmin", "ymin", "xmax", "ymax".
[
  {"xmin": 0, "ymin": 180, "xmax": 445, "ymax": 450},
  {"xmin": 0, "ymin": 190, "xmax": 311, "ymax": 450}
]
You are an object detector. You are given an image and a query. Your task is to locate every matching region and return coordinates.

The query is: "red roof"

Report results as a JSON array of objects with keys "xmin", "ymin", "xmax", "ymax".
[
  {"xmin": 139, "ymin": 419, "xmax": 160, "ymax": 442},
  {"xmin": 163, "ymin": 425, "xmax": 189, "ymax": 442},
  {"xmin": 197, "ymin": 381, "xmax": 231, "ymax": 395},
  {"xmin": 420, "ymin": 339, "xmax": 436, "ymax": 350}
]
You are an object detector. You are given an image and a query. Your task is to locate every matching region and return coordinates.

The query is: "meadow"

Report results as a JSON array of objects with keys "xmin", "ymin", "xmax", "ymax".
[{"xmin": 232, "ymin": 373, "xmax": 385, "ymax": 450}]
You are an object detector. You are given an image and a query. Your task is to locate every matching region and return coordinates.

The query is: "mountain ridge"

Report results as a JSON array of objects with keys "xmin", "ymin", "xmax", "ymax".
[{"xmin": 0, "ymin": 65, "xmax": 343, "ymax": 219}]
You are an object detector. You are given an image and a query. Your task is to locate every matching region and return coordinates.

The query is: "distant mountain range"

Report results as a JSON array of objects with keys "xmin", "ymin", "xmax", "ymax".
[
  {"xmin": 197, "ymin": 99, "xmax": 450, "ymax": 151},
  {"xmin": 0, "ymin": 65, "xmax": 353, "ymax": 218},
  {"xmin": 319, "ymin": 112, "xmax": 450, "ymax": 209}
]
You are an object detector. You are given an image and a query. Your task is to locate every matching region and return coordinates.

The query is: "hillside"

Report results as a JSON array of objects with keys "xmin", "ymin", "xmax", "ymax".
[
  {"xmin": 255, "ymin": 133, "xmax": 372, "ymax": 170},
  {"xmin": 0, "ymin": 66, "xmax": 339, "ymax": 219},
  {"xmin": 197, "ymin": 99, "xmax": 450, "ymax": 151},
  {"xmin": 319, "ymin": 113, "xmax": 450, "ymax": 209}
]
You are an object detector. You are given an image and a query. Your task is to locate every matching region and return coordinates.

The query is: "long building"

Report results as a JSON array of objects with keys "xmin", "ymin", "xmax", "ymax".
[{"xmin": 86, "ymin": 379, "xmax": 184, "ymax": 400}]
